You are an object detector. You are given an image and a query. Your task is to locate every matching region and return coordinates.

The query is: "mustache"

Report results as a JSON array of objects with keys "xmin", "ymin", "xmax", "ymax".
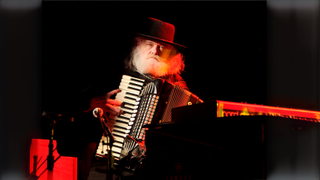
[{"xmin": 149, "ymin": 55, "xmax": 162, "ymax": 61}]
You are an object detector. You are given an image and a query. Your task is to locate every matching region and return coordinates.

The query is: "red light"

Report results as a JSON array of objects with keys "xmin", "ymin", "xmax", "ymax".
[{"xmin": 217, "ymin": 100, "xmax": 320, "ymax": 122}]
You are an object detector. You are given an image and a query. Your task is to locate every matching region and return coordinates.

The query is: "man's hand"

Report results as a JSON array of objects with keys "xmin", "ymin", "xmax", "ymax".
[{"xmin": 84, "ymin": 89, "xmax": 124, "ymax": 130}]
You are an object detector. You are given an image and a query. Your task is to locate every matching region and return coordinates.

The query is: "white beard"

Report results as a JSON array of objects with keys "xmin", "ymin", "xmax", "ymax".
[{"xmin": 132, "ymin": 48, "xmax": 184, "ymax": 77}]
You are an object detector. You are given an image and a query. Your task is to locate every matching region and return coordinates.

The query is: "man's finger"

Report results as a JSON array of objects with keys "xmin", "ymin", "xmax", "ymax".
[
  {"xmin": 109, "ymin": 115, "xmax": 118, "ymax": 120},
  {"xmin": 107, "ymin": 99, "xmax": 122, "ymax": 106},
  {"xmin": 106, "ymin": 89, "xmax": 121, "ymax": 99},
  {"xmin": 105, "ymin": 104, "xmax": 122, "ymax": 115}
]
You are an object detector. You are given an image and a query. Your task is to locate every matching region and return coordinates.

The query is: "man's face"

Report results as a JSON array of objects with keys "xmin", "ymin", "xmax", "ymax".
[
  {"xmin": 138, "ymin": 38, "xmax": 174, "ymax": 63},
  {"xmin": 133, "ymin": 37, "xmax": 184, "ymax": 77}
]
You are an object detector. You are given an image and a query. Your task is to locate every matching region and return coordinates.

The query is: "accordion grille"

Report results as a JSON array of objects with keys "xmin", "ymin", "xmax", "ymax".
[
  {"xmin": 123, "ymin": 82, "xmax": 158, "ymax": 153},
  {"xmin": 161, "ymin": 85, "xmax": 192, "ymax": 123}
]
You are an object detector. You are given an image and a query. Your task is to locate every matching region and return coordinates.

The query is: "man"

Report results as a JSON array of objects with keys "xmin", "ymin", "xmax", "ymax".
[
  {"xmin": 56, "ymin": 17, "xmax": 189, "ymax": 180},
  {"xmin": 87, "ymin": 17, "xmax": 189, "ymax": 131}
]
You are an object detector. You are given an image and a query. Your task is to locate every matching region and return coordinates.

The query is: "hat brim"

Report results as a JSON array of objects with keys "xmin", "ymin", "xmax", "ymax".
[{"xmin": 136, "ymin": 33, "xmax": 187, "ymax": 49}]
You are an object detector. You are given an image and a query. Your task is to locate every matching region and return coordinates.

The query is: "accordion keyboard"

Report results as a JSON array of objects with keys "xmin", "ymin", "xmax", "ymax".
[{"xmin": 96, "ymin": 75, "xmax": 145, "ymax": 160}]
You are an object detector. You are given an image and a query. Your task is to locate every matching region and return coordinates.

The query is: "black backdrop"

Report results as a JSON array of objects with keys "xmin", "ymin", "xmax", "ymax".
[
  {"xmin": 5, "ymin": 1, "xmax": 320, "ymax": 179},
  {"xmin": 0, "ymin": 1, "xmax": 266, "ymax": 178},
  {"xmin": 42, "ymin": 1, "xmax": 266, "ymax": 115}
]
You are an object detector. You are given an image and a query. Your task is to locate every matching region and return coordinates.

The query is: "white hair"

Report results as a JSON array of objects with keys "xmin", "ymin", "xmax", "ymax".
[{"xmin": 130, "ymin": 37, "xmax": 185, "ymax": 77}]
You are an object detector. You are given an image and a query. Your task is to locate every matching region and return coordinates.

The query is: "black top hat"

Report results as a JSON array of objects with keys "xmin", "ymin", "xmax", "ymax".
[{"xmin": 136, "ymin": 17, "xmax": 186, "ymax": 49}]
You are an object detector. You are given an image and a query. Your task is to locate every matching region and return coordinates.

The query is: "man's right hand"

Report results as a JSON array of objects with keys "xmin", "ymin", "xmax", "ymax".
[{"xmin": 84, "ymin": 89, "xmax": 124, "ymax": 130}]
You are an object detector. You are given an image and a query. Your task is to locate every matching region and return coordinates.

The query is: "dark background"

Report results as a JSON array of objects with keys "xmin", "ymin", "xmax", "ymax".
[
  {"xmin": 2, "ymin": 0, "xmax": 320, "ymax": 179},
  {"xmin": 42, "ymin": 1, "xmax": 267, "ymax": 115}
]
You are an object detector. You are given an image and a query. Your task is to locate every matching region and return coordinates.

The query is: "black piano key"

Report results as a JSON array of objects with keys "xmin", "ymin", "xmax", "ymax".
[
  {"xmin": 113, "ymin": 128, "xmax": 126, "ymax": 134},
  {"xmin": 118, "ymin": 115, "xmax": 130, "ymax": 120},
  {"xmin": 122, "ymin": 106, "xmax": 134, "ymax": 111},
  {"xmin": 129, "ymin": 82, "xmax": 143, "ymax": 87},
  {"xmin": 113, "ymin": 136, "xmax": 125, "ymax": 143},
  {"xmin": 121, "ymin": 102, "xmax": 135, "ymax": 109},
  {"xmin": 124, "ymin": 96, "xmax": 136, "ymax": 101},
  {"xmin": 116, "ymin": 119, "xmax": 129, "ymax": 125},
  {"xmin": 126, "ymin": 91, "xmax": 139, "ymax": 97},
  {"xmin": 112, "ymin": 151, "xmax": 121, "ymax": 156},
  {"xmin": 129, "ymin": 77, "xmax": 145, "ymax": 83},
  {"xmin": 112, "ymin": 143, "xmax": 124, "ymax": 149},
  {"xmin": 128, "ymin": 86, "xmax": 141, "ymax": 91}
]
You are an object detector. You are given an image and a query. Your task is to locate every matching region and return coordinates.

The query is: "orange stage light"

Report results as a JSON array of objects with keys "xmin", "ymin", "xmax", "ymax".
[{"xmin": 216, "ymin": 100, "xmax": 320, "ymax": 122}]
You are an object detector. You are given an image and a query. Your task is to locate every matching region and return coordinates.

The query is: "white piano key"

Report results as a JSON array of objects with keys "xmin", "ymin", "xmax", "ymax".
[
  {"xmin": 122, "ymin": 102, "xmax": 136, "ymax": 109},
  {"xmin": 126, "ymin": 91, "xmax": 141, "ymax": 97},
  {"xmin": 118, "ymin": 90, "xmax": 140, "ymax": 99},
  {"xmin": 114, "ymin": 123, "xmax": 129, "ymax": 129},
  {"xmin": 113, "ymin": 142, "xmax": 124, "ymax": 148},
  {"xmin": 116, "ymin": 117, "xmax": 130, "ymax": 123},
  {"xmin": 122, "ymin": 75, "xmax": 145, "ymax": 83},
  {"xmin": 112, "ymin": 131, "xmax": 126, "ymax": 138},
  {"xmin": 119, "ymin": 85, "xmax": 141, "ymax": 95},
  {"xmin": 112, "ymin": 147, "xmax": 123, "ymax": 154},
  {"xmin": 119, "ymin": 113, "xmax": 132, "ymax": 119},
  {"xmin": 122, "ymin": 75, "xmax": 145, "ymax": 82},
  {"xmin": 116, "ymin": 98, "xmax": 136, "ymax": 105},
  {"xmin": 120, "ymin": 107, "xmax": 134, "ymax": 114},
  {"xmin": 114, "ymin": 136, "xmax": 125, "ymax": 143},
  {"xmin": 121, "ymin": 79, "xmax": 144, "ymax": 87},
  {"xmin": 119, "ymin": 85, "xmax": 139, "ymax": 93},
  {"xmin": 113, "ymin": 128, "xmax": 126, "ymax": 135},
  {"xmin": 117, "ymin": 93, "xmax": 138, "ymax": 101}
]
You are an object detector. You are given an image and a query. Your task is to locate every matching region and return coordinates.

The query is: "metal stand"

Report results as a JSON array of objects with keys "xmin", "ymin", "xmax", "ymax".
[
  {"xmin": 47, "ymin": 116, "xmax": 57, "ymax": 171},
  {"xmin": 102, "ymin": 121, "xmax": 115, "ymax": 180},
  {"xmin": 93, "ymin": 108, "xmax": 115, "ymax": 180},
  {"xmin": 28, "ymin": 155, "xmax": 39, "ymax": 180},
  {"xmin": 27, "ymin": 111, "xmax": 59, "ymax": 180}
]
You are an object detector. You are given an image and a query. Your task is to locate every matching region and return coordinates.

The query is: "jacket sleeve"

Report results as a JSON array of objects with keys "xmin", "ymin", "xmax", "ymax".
[
  {"xmin": 55, "ymin": 81, "xmax": 109, "ymax": 157},
  {"xmin": 169, "ymin": 74, "xmax": 189, "ymax": 91}
]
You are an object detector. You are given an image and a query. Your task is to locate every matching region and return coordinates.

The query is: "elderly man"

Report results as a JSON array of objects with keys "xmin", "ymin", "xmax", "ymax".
[
  {"xmin": 87, "ymin": 18, "xmax": 188, "ymax": 130},
  {"xmin": 57, "ymin": 17, "xmax": 189, "ymax": 180}
]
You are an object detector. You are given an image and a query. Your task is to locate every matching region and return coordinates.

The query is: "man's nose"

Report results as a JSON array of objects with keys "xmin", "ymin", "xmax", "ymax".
[{"xmin": 150, "ymin": 45, "xmax": 161, "ymax": 55}]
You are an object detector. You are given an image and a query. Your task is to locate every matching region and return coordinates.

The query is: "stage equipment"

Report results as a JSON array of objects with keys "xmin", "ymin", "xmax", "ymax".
[
  {"xmin": 29, "ymin": 139, "xmax": 77, "ymax": 180},
  {"xmin": 143, "ymin": 100, "xmax": 320, "ymax": 179}
]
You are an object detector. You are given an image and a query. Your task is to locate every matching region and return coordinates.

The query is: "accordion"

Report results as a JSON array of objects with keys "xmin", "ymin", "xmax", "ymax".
[{"xmin": 96, "ymin": 74, "xmax": 203, "ymax": 160}]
